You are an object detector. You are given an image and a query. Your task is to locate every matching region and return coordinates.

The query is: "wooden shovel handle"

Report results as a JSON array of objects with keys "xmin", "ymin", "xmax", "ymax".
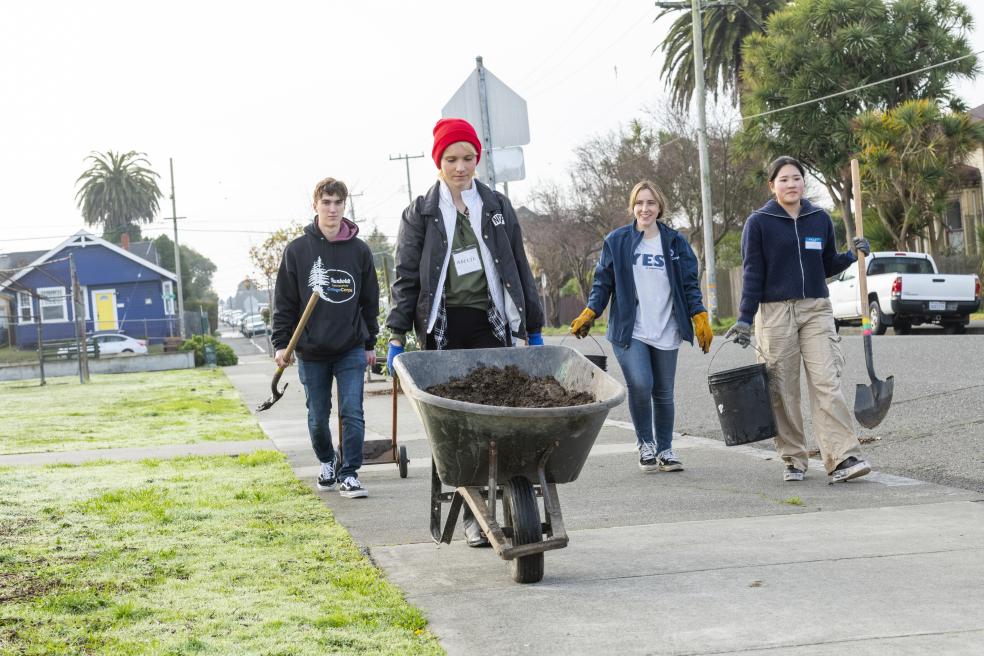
[
  {"xmin": 850, "ymin": 159, "xmax": 870, "ymax": 325},
  {"xmin": 282, "ymin": 292, "xmax": 320, "ymax": 362}
]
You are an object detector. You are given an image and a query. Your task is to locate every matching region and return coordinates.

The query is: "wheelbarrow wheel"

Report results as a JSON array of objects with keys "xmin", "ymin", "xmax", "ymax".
[
  {"xmin": 398, "ymin": 445, "xmax": 409, "ymax": 479},
  {"xmin": 503, "ymin": 476, "xmax": 544, "ymax": 584}
]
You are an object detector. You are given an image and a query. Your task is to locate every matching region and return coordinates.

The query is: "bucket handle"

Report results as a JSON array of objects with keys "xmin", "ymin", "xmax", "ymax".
[
  {"xmin": 707, "ymin": 336, "xmax": 769, "ymax": 378},
  {"xmin": 559, "ymin": 333, "xmax": 606, "ymax": 357}
]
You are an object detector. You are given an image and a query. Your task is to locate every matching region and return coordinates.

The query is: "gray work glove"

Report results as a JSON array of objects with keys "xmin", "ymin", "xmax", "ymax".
[
  {"xmin": 724, "ymin": 320, "xmax": 752, "ymax": 348},
  {"xmin": 852, "ymin": 237, "xmax": 871, "ymax": 256}
]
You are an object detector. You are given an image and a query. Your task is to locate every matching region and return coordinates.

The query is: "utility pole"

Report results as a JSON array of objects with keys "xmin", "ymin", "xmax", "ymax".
[
  {"xmin": 389, "ymin": 153, "xmax": 425, "ymax": 205},
  {"xmin": 169, "ymin": 158, "xmax": 186, "ymax": 338},
  {"xmin": 348, "ymin": 192, "xmax": 364, "ymax": 222},
  {"xmin": 70, "ymin": 253, "xmax": 89, "ymax": 383},
  {"xmin": 656, "ymin": 1, "xmax": 719, "ymax": 322}
]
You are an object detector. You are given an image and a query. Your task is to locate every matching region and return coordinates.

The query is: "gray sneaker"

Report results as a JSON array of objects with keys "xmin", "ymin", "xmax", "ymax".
[
  {"xmin": 783, "ymin": 466, "xmax": 805, "ymax": 482},
  {"xmin": 638, "ymin": 442, "xmax": 659, "ymax": 472},
  {"xmin": 829, "ymin": 457, "xmax": 871, "ymax": 484},
  {"xmin": 338, "ymin": 476, "xmax": 368, "ymax": 499},
  {"xmin": 656, "ymin": 449, "xmax": 683, "ymax": 472}
]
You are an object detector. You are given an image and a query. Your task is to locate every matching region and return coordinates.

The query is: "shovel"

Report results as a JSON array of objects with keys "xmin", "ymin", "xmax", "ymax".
[
  {"xmin": 256, "ymin": 292, "xmax": 320, "ymax": 411},
  {"xmin": 850, "ymin": 158, "xmax": 894, "ymax": 428}
]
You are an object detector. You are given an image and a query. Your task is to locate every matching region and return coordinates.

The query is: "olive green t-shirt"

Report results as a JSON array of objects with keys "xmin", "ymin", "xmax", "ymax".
[{"xmin": 445, "ymin": 210, "xmax": 489, "ymax": 310}]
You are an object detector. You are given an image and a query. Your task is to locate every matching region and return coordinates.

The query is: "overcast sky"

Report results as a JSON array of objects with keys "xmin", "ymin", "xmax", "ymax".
[{"xmin": 2, "ymin": 1, "xmax": 982, "ymax": 299}]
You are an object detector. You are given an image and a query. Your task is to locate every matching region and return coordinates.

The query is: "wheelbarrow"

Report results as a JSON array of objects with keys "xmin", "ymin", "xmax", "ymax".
[{"xmin": 392, "ymin": 345, "xmax": 626, "ymax": 584}]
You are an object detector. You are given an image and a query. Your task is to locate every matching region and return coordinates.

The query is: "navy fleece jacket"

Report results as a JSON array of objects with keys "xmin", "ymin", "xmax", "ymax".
[{"xmin": 738, "ymin": 199, "xmax": 856, "ymax": 324}]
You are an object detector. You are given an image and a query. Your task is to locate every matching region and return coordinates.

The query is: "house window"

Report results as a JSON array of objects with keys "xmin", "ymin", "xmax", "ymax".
[
  {"xmin": 36, "ymin": 286, "xmax": 68, "ymax": 323},
  {"xmin": 17, "ymin": 291, "xmax": 34, "ymax": 323},
  {"xmin": 162, "ymin": 281, "xmax": 175, "ymax": 315},
  {"xmin": 81, "ymin": 286, "xmax": 90, "ymax": 320}
]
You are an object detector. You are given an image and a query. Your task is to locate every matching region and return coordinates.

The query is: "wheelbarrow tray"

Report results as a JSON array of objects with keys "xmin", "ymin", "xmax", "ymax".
[{"xmin": 392, "ymin": 345, "xmax": 625, "ymax": 488}]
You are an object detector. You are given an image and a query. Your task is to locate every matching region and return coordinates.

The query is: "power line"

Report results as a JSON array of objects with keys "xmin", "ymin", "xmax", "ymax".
[{"xmin": 739, "ymin": 50, "xmax": 982, "ymax": 123}]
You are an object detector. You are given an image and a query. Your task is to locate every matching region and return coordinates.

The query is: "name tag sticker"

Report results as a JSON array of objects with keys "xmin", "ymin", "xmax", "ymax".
[
  {"xmin": 453, "ymin": 247, "xmax": 483, "ymax": 275},
  {"xmin": 804, "ymin": 237, "xmax": 822, "ymax": 251}
]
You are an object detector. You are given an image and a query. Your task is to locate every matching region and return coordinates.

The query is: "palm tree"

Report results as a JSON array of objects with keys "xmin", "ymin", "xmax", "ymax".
[
  {"xmin": 656, "ymin": 0, "xmax": 784, "ymax": 110},
  {"xmin": 75, "ymin": 151, "xmax": 162, "ymax": 244}
]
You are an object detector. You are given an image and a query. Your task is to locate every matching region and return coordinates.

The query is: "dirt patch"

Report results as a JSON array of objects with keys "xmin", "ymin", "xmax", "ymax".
[
  {"xmin": 426, "ymin": 365, "xmax": 595, "ymax": 408},
  {"xmin": 0, "ymin": 571, "xmax": 58, "ymax": 604}
]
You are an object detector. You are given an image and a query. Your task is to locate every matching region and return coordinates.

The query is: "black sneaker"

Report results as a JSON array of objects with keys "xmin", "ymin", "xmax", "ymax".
[
  {"xmin": 783, "ymin": 466, "xmax": 805, "ymax": 482},
  {"xmin": 338, "ymin": 476, "xmax": 368, "ymax": 499},
  {"xmin": 656, "ymin": 449, "xmax": 683, "ymax": 472},
  {"xmin": 316, "ymin": 460, "xmax": 336, "ymax": 491},
  {"xmin": 638, "ymin": 442, "xmax": 659, "ymax": 472},
  {"xmin": 830, "ymin": 457, "xmax": 870, "ymax": 484}
]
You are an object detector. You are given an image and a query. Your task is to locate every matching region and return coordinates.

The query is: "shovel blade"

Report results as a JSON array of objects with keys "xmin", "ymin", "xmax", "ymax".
[{"xmin": 854, "ymin": 375, "xmax": 894, "ymax": 429}]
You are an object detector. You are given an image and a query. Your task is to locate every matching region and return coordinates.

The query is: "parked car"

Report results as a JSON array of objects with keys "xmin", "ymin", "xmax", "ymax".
[
  {"xmin": 828, "ymin": 251, "xmax": 981, "ymax": 334},
  {"xmin": 57, "ymin": 333, "xmax": 148, "ymax": 357},
  {"xmin": 243, "ymin": 317, "xmax": 269, "ymax": 337}
]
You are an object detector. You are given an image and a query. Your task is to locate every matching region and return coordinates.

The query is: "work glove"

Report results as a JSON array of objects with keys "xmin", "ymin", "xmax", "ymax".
[
  {"xmin": 527, "ymin": 332, "xmax": 544, "ymax": 346},
  {"xmin": 724, "ymin": 320, "xmax": 752, "ymax": 348},
  {"xmin": 691, "ymin": 311, "xmax": 713, "ymax": 354},
  {"xmin": 852, "ymin": 237, "xmax": 871, "ymax": 256},
  {"xmin": 386, "ymin": 343, "xmax": 404, "ymax": 376},
  {"xmin": 570, "ymin": 307, "xmax": 596, "ymax": 339}
]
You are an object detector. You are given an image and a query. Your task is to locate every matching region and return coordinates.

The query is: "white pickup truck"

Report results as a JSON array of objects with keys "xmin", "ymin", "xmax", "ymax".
[{"xmin": 828, "ymin": 251, "xmax": 981, "ymax": 335}]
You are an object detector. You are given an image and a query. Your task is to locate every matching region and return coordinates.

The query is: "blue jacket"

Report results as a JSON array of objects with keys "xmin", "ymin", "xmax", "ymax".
[
  {"xmin": 587, "ymin": 221, "xmax": 705, "ymax": 349},
  {"xmin": 738, "ymin": 198, "xmax": 856, "ymax": 324}
]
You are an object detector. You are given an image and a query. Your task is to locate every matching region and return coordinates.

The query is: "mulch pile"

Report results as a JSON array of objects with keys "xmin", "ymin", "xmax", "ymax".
[{"xmin": 426, "ymin": 365, "xmax": 595, "ymax": 408}]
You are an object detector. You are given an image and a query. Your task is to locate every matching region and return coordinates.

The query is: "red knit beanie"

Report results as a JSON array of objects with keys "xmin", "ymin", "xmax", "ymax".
[{"xmin": 431, "ymin": 118, "xmax": 482, "ymax": 168}]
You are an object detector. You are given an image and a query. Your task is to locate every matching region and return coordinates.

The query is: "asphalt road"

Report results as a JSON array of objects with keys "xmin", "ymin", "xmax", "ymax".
[
  {"xmin": 220, "ymin": 324, "xmax": 984, "ymax": 493},
  {"xmin": 554, "ymin": 328, "xmax": 984, "ymax": 493}
]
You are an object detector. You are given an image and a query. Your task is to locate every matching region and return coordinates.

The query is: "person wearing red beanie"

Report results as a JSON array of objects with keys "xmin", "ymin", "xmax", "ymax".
[
  {"xmin": 431, "ymin": 117, "xmax": 483, "ymax": 168},
  {"xmin": 385, "ymin": 117, "xmax": 545, "ymax": 547}
]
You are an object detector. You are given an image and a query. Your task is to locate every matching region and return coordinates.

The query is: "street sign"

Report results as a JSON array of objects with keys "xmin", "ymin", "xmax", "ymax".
[
  {"xmin": 491, "ymin": 147, "xmax": 525, "ymax": 183},
  {"xmin": 442, "ymin": 57, "xmax": 530, "ymax": 186}
]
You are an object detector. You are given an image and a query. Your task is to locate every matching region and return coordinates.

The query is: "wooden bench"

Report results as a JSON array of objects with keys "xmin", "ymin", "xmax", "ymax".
[{"xmin": 163, "ymin": 336, "xmax": 184, "ymax": 353}]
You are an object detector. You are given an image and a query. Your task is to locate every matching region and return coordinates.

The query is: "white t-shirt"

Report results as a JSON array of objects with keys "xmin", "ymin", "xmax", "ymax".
[{"xmin": 632, "ymin": 236, "xmax": 680, "ymax": 350}]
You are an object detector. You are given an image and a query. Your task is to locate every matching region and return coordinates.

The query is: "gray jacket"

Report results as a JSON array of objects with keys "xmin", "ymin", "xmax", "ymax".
[{"xmin": 385, "ymin": 179, "xmax": 544, "ymax": 345}]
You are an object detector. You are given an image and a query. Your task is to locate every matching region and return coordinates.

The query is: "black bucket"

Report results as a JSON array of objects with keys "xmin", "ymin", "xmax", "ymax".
[
  {"xmin": 562, "ymin": 335, "xmax": 607, "ymax": 371},
  {"xmin": 708, "ymin": 361, "xmax": 777, "ymax": 446}
]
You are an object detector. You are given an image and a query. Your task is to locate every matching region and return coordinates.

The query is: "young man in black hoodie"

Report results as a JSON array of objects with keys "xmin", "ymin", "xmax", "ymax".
[{"xmin": 272, "ymin": 177, "xmax": 379, "ymax": 498}]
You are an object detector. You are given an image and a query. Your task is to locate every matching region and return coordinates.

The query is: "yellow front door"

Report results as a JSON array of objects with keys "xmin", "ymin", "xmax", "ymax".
[{"xmin": 93, "ymin": 290, "xmax": 117, "ymax": 330}]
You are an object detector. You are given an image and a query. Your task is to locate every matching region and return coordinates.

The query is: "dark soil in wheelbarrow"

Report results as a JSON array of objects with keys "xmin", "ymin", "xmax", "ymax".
[{"xmin": 426, "ymin": 365, "xmax": 595, "ymax": 408}]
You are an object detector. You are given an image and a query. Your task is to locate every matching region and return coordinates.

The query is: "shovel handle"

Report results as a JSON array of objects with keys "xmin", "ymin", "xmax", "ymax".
[
  {"xmin": 280, "ymin": 292, "xmax": 320, "ymax": 363},
  {"xmin": 850, "ymin": 159, "xmax": 871, "ymax": 334}
]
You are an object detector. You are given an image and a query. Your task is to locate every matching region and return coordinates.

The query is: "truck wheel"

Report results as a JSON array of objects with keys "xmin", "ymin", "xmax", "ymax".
[
  {"xmin": 893, "ymin": 321, "xmax": 911, "ymax": 335},
  {"xmin": 869, "ymin": 301, "xmax": 887, "ymax": 335},
  {"xmin": 503, "ymin": 476, "xmax": 544, "ymax": 584}
]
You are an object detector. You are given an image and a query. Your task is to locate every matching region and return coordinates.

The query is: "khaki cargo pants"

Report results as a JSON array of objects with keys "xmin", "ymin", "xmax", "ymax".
[{"xmin": 754, "ymin": 298, "xmax": 861, "ymax": 474}]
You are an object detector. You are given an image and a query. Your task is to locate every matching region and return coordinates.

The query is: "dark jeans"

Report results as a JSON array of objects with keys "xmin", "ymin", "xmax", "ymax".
[
  {"xmin": 426, "ymin": 306, "xmax": 504, "ymax": 350},
  {"xmin": 612, "ymin": 339, "xmax": 679, "ymax": 453},
  {"xmin": 428, "ymin": 306, "xmax": 503, "ymax": 532},
  {"xmin": 297, "ymin": 345, "xmax": 366, "ymax": 480}
]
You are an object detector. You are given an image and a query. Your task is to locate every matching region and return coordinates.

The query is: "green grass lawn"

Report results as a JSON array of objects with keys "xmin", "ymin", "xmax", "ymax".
[
  {"xmin": 0, "ymin": 369, "xmax": 265, "ymax": 455},
  {"xmin": 0, "ymin": 451, "xmax": 443, "ymax": 655},
  {"xmin": 0, "ymin": 345, "xmax": 39, "ymax": 366}
]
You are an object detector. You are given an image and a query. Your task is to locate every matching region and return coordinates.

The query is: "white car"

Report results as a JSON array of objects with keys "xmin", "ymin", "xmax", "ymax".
[{"xmin": 57, "ymin": 333, "xmax": 148, "ymax": 357}]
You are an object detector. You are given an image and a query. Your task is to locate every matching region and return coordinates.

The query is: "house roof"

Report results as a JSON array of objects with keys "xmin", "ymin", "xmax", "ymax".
[
  {"xmin": 0, "ymin": 250, "xmax": 47, "ymax": 271},
  {"xmin": 127, "ymin": 241, "xmax": 160, "ymax": 266},
  {"xmin": 0, "ymin": 230, "xmax": 177, "ymax": 294}
]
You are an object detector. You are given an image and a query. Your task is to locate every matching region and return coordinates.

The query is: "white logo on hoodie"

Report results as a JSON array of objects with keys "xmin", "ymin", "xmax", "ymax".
[{"xmin": 308, "ymin": 257, "xmax": 356, "ymax": 303}]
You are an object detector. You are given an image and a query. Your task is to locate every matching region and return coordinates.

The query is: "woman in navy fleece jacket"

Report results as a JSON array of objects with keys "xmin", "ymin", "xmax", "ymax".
[{"xmin": 727, "ymin": 156, "xmax": 872, "ymax": 484}]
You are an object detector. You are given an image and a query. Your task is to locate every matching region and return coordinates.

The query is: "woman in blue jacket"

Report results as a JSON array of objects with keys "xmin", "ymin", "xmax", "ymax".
[
  {"xmin": 726, "ymin": 156, "xmax": 871, "ymax": 484},
  {"xmin": 571, "ymin": 180, "xmax": 712, "ymax": 472}
]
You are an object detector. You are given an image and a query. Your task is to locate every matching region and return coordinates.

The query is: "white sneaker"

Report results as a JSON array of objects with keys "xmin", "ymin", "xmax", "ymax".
[
  {"xmin": 638, "ymin": 442, "xmax": 659, "ymax": 472},
  {"xmin": 338, "ymin": 476, "xmax": 368, "ymax": 499}
]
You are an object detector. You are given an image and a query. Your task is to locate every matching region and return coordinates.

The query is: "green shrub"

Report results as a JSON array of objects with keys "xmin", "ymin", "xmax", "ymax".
[{"xmin": 179, "ymin": 335, "xmax": 238, "ymax": 367}]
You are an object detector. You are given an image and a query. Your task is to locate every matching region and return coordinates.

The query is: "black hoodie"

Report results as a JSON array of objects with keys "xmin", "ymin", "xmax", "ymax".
[{"xmin": 272, "ymin": 217, "xmax": 379, "ymax": 360}]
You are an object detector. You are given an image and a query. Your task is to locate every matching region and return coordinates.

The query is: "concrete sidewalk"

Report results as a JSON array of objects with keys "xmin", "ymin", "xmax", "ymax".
[{"xmin": 226, "ymin": 354, "xmax": 984, "ymax": 656}]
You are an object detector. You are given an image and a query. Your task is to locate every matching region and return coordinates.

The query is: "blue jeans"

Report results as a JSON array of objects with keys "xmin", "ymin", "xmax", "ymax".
[
  {"xmin": 297, "ymin": 345, "xmax": 366, "ymax": 480},
  {"xmin": 612, "ymin": 339, "xmax": 679, "ymax": 452}
]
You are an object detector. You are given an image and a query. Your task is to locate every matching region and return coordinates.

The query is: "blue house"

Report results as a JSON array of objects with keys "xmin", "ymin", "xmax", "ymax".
[{"xmin": 0, "ymin": 230, "xmax": 179, "ymax": 348}]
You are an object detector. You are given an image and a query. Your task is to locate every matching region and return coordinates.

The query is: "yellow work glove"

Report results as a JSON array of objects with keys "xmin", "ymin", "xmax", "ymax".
[
  {"xmin": 570, "ymin": 307, "xmax": 596, "ymax": 339},
  {"xmin": 692, "ymin": 311, "xmax": 713, "ymax": 354}
]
